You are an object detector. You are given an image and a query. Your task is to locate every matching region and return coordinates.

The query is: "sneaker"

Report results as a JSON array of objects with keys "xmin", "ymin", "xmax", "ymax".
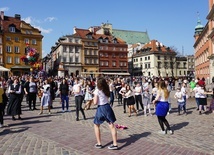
[
  {"xmin": 94, "ymin": 144, "xmax": 102, "ymax": 149},
  {"xmin": 108, "ymin": 144, "xmax": 118, "ymax": 150},
  {"xmin": 168, "ymin": 130, "xmax": 173, "ymax": 135},
  {"xmin": 38, "ymin": 112, "xmax": 43, "ymax": 115},
  {"xmin": 48, "ymin": 112, "xmax": 51, "ymax": 115},
  {"xmin": 62, "ymin": 110, "xmax": 65, "ymax": 113},
  {"xmin": 158, "ymin": 130, "xmax": 166, "ymax": 135}
]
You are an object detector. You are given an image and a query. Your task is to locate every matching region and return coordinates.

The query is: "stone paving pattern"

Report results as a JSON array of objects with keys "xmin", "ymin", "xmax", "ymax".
[{"xmin": 0, "ymin": 91, "xmax": 214, "ymax": 155}]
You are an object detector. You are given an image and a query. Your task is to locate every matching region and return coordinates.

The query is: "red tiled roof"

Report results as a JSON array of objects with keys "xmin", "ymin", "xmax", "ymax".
[
  {"xmin": 3, "ymin": 16, "xmax": 21, "ymax": 32},
  {"xmin": 74, "ymin": 28, "xmax": 126, "ymax": 44},
  {"xmin": 142, "ymin": 40, "xmax": 172, "ymax": 52}
]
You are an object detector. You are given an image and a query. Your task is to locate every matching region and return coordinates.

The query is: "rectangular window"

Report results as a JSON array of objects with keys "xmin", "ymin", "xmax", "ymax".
[
  {"xmin": 145, "ymin": 57, "xmax": 147, "ymax": 60},
  {"xmin": 6, "ymin": 46, "xmax": 11, "ymax": 53},
  {"xmin": 15, "ymin": 37, "xmax": 19, "ymax": 42},
  {"xmin": 148, "ymin": 63, "xmax": 150, "ymax": 68},
  {"xmin": 112, "ymin": 61, "xmax": 116, "ymax": 67},
  {"xmin": 158, "ymin": 56, "xmax": 160, "ymax": 60},
  {"xmin": 63, "ymin": 46, "xmax": 67, "ymax": 52},
  {"xmin": 148, "ymin": 56, "xmax": 150, "ymax": 60},
  {"xmin": 63, "ymin": 57, "xmax": 66, "ymax": 62},
  {"xmin": 120, "ymin": 62, "xmax": 123, "ymax": 67},
  {"xmin": 32, "ymin": 39, "xmax": 37, "ymax": 45},
  {"xmin": 70, "ymin": 57, "xmax": 73, "ymax": 62},
  {"xmin": 14, "ymin": 46, "xmax": 20, "ymax": 53},
  {"xmin": 69, "ymin": 46, "xmax": 73, "ymax": 53},
  {"xmin": 179, "ymin": 71, "xmax": 181, "ymax": 75},
  {"xmin": 0, "ymin": 38, "xmax": 2, "ymax": 44},
  {"xmin": 105, "ymin": 61, "xmax": 109, "ymax": 66},
  {"xmin": 75, "ymin": 47, "xmax": 79, "ymax": 53},
  {"xmin": 124, "ymin": 62, "xmax": 127, "ymax": 67},
  {"xmin": 0, "ymin": 57, "xmax": 2, "ymax": 63},
  {"xmin": 75, "ymin": 56, "xmax": 79, "ymax": 63},
  {"xmin": 24, "ymin": 38, "xmax": 29, "ymax": 44},
  {"xmin": 6, "ymin": 36, "xmax": 11, "ymax": 41},
  {"xmin": 15, "ymin": 57, "xmax": 20, "ymax": 64},
  {"xmin": 0, "ymin": 47, "xmax": 2, "ymax": 54},
  {"xmin": 7, "ymin": 56, "xmax": 12, "ymax": 63}
]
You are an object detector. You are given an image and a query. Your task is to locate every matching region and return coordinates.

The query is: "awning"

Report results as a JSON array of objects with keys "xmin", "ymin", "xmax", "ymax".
[
  {"xmin": 0, "ymin": 66, "xmax": 10, "ymax": 71},
  {"xmin": 10, "ymin": 65, "xmax": 31, "ymax": 69}
]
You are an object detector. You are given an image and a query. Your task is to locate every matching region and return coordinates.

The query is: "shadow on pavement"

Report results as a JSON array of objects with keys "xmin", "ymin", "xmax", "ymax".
[
  {"xmin": 0, "ymin": 126, "xmax": 30, "ymax": 136},
  {"xmin": 7, "ymin": 120, "xmax": 52, "ymax": 127},
  {"xmin": 171, "ymin": 122, "xmax": 189, "ymax": 131},
  {"xmin": 110, "ymin": 132, "xmax": 151, "ymax": 149}
]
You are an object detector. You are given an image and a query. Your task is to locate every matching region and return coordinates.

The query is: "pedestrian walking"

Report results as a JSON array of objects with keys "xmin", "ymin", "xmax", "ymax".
[
  {"xmin": 39, "ymin": 79, "xmax": 51, "ymax": 115},
  {"xmin": 72, "ymin": 78, "xmax": 86, "ymax": 121},
  {"xmin": 7, "ymin": 78, "xmax": 22, "ymax": 120},
  {"xmin": 93, "ymin": 77, "xmax": 118, "ymax": 150},
  {"xmin": 59, "ymin": 78, "xmax": 70, "ymax": 112},
  {"xmin": 152, "ymin": 80, "xmax": 173, "ymax": 135}
]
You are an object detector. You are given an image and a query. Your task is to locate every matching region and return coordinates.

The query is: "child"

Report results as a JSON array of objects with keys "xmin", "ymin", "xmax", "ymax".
[
  {"xmin": 174, "ymin": 87, "xmax": 186, "ymax": 115},
  {"xmin": 142, "ymin": 88, "xmax": 151, "ymax": 116}
]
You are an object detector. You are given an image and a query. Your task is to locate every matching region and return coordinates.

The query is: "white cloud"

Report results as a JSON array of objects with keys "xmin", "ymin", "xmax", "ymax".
[
  {"xmin": 22, "ymin": 16, "xmax": 53, "ymax": 34},
  {"xmin": 45, "ymin": 17, "xmax": 57, "ymax": 22},
  {"xmin": 34, "ymin": 26, "xmax": 52, "ymax": 34},
  {"xmin": 0, "ymin": 7, "xmax": 9, "ymax": 12},
  {"xmin": 22, "ymin": 16, "xmax": 32, "ymax": 24}
]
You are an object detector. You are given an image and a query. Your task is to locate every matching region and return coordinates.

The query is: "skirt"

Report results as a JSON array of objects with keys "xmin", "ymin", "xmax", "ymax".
[
  {"xmin": 198, "ymin": 98, "xmax": 207, "ymax": 105},
  {"xmin": 155, "ymin": 101, "xmax": 169, "ymax": 116},
  {"xmin": 127, "ymin": 96, "xmax": 135, "ymax": 105},
  {"xmin": 94, "ymin": 104, "xmax": 116, "ymax": 125}
]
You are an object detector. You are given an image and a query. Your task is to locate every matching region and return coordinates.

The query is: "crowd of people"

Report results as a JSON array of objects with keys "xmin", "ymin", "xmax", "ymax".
[{"xmin": 0, "ymin": 74, "xmax": 214, "ymax": 149}]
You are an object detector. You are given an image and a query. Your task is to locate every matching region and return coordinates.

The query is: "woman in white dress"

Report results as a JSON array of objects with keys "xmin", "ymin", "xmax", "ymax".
[{"xmin": 39, "ymin": 79, "xmax": 51, "ymax": 115}]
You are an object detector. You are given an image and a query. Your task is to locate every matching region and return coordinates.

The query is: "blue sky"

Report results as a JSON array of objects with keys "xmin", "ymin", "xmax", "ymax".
[{"xmin": 0, "ymin": 0, "xmax": 208, "ymax": 57}]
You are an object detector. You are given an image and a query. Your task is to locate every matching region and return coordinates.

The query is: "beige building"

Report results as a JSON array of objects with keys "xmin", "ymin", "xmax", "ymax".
[{"xmin": 49, "ymin": 35, "xmax": 83, "ymax": 77}]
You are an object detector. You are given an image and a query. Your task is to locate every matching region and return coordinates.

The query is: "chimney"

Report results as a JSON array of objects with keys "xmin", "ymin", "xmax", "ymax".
[
  {"xmin": 14, "ymin": 14, "xmax": 21, "ymax": 20},
  {"xmin": 73, "ymin": 26, "xmax": 76, "ymax": 34},
  {"xmin": 0, "ymin": 11, "xmax": 4, "ymax": 20}
]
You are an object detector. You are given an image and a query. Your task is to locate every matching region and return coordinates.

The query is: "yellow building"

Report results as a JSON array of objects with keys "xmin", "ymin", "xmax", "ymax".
[{"xmin": 1, "ymin": 12, "xmax": 43, "ymax": 76}]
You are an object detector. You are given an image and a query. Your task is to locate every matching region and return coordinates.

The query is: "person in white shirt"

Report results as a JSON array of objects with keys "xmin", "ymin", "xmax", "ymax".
[
  {"xmin": 134, "ymin": 82, "xmax": 143, "ymax": 111},
  {"xmin": 174, "ymin": 87, "xmax": 186, "ymax": 115},
  {"xmin": 119, "ymin": 83, "xmax": 128, "ymax": 113},
  {"xmin": 72, "ymin": 78, "xmax": 86, "ymax": 121},
  {"xmin": 93, "ymin": 77, "xmax": 118, "ymax": 150},
  {"xmin": 198, "ymin": 86, "xmax": 212, "ymax": 115},
  {"xmin": 193, "ymin": 83, "xmax": 200, "ymax": 110},
  {"xmin": 151, "ymin": 82, "xmax": 158, "ymax": 113},
  {"xmin": 125, "ymin": 85, "xmax": 137, "ymax": 117},
  {"xmin": 152, "ymin": 80, "xmax": 173, "ymax": 135}
]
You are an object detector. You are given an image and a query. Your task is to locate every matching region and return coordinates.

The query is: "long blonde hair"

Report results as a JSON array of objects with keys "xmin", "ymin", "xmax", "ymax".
[{"xmin": 158, "ymin": 80, "xmax": 169, "ymax": 99}]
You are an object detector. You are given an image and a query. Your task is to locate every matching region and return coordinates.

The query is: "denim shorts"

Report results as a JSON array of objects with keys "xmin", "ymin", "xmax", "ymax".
[{"xmin": 94, "ymin": 104, "xmax": 116, "ymax": 125}]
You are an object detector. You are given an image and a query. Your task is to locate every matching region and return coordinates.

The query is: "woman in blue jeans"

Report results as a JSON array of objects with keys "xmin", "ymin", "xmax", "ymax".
[{"xmin": 59, "ymin": 78, "xmax": 69, "ymax": 112}]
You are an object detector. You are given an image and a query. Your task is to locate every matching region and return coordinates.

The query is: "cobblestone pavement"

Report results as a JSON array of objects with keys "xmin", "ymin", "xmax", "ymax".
[{"xmin": 0, "ymin": 91, "xmax": 214, "ymax": 155}]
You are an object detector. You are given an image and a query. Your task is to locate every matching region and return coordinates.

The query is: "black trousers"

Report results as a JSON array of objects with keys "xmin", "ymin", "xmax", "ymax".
[
  {"xmin": 75, "ymin": 96, "xmax": 85, "ymax": 119},
  {"xmin": 157, "ymin": 116, "xmax": 171, "ymax": 131},
  {"xmin": 135, "ymin": 95, "xmax": 144, "ymax": 110},
  {"xmin": 28, "ymin": 93, "xmax": 37, "ymax": 109}
]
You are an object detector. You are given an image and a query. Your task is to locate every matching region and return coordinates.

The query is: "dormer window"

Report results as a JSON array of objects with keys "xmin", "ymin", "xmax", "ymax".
[
  {"xmin": 99, "ymin": 37, "xmax": 103, "ymax": 43},
  {"xmin": 9, "ymin": 26, "xmax": 15, "ymax": 33},
  {"xmin": 87, "ymin": 34, "xmax": 92, "ymax": 39},
  {"xmin": 113, "ymin": 38, "xmax": 117, "ymax": 43}
]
